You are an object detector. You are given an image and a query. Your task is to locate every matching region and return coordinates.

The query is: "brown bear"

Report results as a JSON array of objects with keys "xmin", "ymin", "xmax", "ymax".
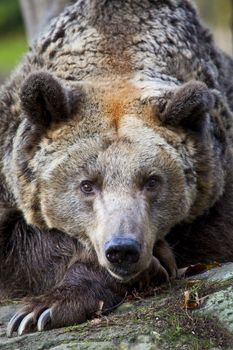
[{"xmin": 0, "ymin": 0, "xmax": 233, "ymax": 336}]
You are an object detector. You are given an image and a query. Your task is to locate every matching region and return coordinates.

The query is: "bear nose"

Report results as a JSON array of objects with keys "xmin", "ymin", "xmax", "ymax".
[{"xmin": 105, "ymin": 237, "xmax": 141, "ymax": 265}]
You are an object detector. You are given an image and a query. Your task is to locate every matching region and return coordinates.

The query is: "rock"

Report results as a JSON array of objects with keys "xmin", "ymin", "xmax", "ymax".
[
  {"xmin": 0, "ymin": 304, "xmax": 21, "ymax": 325},
  {"xmin": 0, "ymin": 264, "xmax": 233, "ymax": 350},
  {"xmin": 198, "ymin": 286, "xmax": 233, "ymax": 333},
  {"xmin": 193, "ymin": 263, "xmax": 233, "ymax": 282}
]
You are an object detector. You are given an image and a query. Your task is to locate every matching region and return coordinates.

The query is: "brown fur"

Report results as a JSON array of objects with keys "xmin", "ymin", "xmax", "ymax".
[
  {"xmin": 0, "ymin": 0, "xmax": 233, "ymax": 335},
  {"xmin": 103, "ymin": 81, "xmax": 140, "ymax": 129}
]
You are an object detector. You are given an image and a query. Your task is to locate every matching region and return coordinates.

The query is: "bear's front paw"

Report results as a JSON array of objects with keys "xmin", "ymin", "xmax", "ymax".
[
  {"xmin": 153, "ymin": 239, "xmax": 177, "ymax": 279},
  {"xmin": 135, "ymin": 256, "xmax": 170, "ymax": 291},
  {"xmin": 7, "ymin": 285, "xmax": 112, "ymax": 336}
]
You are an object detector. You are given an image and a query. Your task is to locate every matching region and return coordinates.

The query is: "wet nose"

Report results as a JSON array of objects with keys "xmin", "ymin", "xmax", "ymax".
[{"xmin": 105, "ymin": 237, "xmax": 141, "ymax": 265}]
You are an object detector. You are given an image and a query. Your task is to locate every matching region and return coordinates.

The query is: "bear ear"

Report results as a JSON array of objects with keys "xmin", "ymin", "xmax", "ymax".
[
  {"xmin": 158, "ymin": 81, "xmax": 215, "ymax": 131},
  {"xmin": 20, "ymin": 72, "xmax": 74, "ymax": 126}
]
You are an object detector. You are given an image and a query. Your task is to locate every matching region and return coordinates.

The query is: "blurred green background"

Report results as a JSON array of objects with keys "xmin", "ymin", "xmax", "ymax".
[
  {"xmin": 0, "ymin": 0, "xmax": 27, "ymax": 81},
  {"xmin": 0, "ymin": 0, "xmax": 232, "ymax": 83}
]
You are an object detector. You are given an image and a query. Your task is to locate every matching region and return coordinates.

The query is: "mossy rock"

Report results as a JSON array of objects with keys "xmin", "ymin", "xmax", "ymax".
[{"xmin": 0, "ymin": 264, "xmax": 233, "ymax": 350}]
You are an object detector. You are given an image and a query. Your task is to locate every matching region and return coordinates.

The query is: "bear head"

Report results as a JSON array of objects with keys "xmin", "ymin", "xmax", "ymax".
[{"xmin": 7, "ymin": 71, "xmax": 225, "ymax": 281}]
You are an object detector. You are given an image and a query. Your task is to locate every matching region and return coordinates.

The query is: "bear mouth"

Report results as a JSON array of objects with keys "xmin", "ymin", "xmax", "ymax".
[{"xmin": 107, "ymin": 266, "xmax": 140, "ymax": 283}]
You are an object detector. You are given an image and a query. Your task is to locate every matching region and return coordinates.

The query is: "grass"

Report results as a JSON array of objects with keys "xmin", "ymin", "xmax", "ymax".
[{"xmin": 0, "ymin": 31, "xmax": 28, "ymax": 76}]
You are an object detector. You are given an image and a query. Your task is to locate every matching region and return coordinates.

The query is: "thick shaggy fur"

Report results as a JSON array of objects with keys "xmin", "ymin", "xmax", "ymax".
[{"xmin": 0, "ymin": 0, "xmax": 233, "ymax": 333}]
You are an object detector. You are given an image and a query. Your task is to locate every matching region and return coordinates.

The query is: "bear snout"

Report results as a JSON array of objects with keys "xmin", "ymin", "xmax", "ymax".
[{"xmin": 105, "ymin": 237, "xmax": 141, "ymax": 267}]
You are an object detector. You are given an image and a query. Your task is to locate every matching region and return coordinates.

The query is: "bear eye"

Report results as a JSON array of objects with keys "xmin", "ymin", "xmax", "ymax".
[
  {"xmin": 80, "ymin": 181, "xmax": 96, "ymax": 195},
  {"xmin": 144, "ymin": 176, "xmax": 162, "ymax": 192}
]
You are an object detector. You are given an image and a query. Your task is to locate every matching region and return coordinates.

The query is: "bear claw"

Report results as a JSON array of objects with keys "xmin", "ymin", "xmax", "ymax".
[
  {"xmin": 7, "ymin": 311, "xmax": 28, "ymax": 337},
  {"xmin": 37, "ymin": 309, "xmax": 51, "ymax": 332},
  {"xmin": 17, "ymin": 312, "xmax": 35, "ymax": 336},
  {"xmin": 6, "ymin": 308, "xmax": 52, "ymax": 337}
]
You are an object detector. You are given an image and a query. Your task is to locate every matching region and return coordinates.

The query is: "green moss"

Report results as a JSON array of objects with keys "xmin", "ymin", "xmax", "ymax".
[
  {"xmin": 0, "ymin": 298, "xmax": 19, "ymax": 305},
  {"xmin": 61, "ymin": 286, "xmax": 231, "ymax": 349}
]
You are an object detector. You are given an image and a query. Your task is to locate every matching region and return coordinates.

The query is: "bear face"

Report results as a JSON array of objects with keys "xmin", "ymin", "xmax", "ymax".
[
  {"xmin": 5, "ymin": 72, "xmax": 221, "ymax": 282},
  {"xmin": 38, "ymin": 120, "xmax": 193, "ymax": 281}
]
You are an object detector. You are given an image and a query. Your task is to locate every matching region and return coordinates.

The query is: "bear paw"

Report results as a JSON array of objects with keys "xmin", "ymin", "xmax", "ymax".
[
  {"xmin": 6, "ymin": 282, "xmax": 120, "ymax": 336},
  {"xmin": 153, "ymin": 239, "xmax": 177, "ymax": 280}
]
